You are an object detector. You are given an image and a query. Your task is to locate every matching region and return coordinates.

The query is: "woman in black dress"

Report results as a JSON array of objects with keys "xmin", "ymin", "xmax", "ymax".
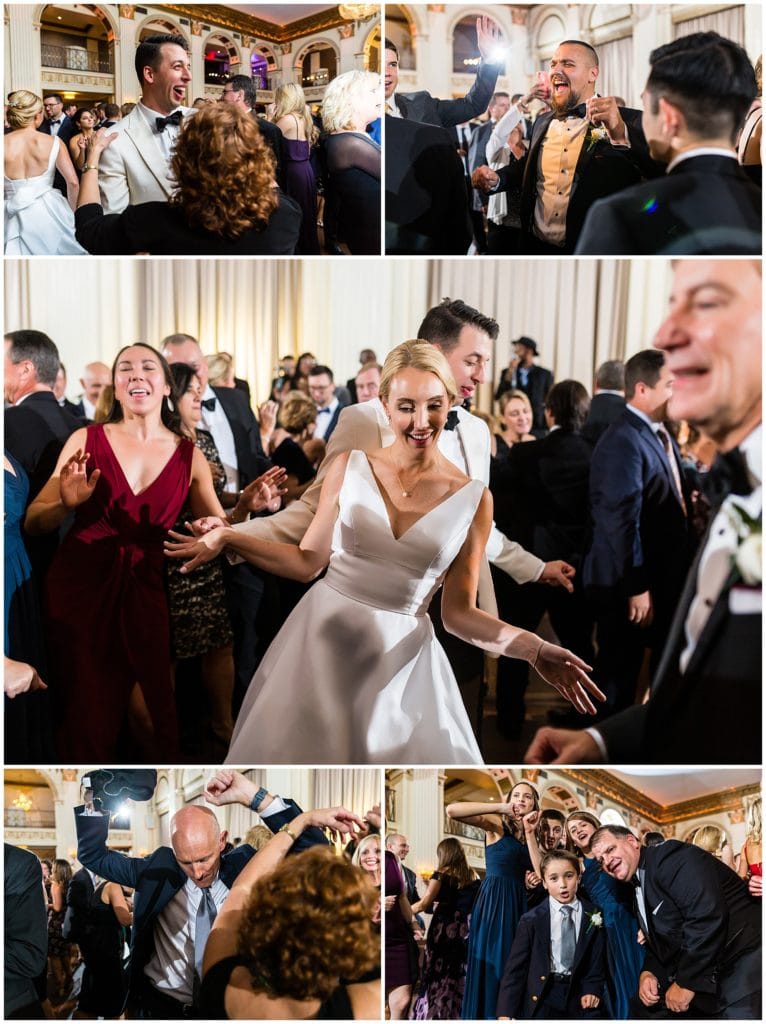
[
  {"xmin": 201, "ymin": 808, "xmax": 379, "ymax": 1019},
  {"xmin": 77, "ymin": 879, "xmax": 132, "ymax": 1018},
  {"xmin": 47, "ymin": 859, "xmax": 73, "ymax": 1002},
  {"xmin": 320, "ymin": 70, "xmax": 382, "ymax": 254}
]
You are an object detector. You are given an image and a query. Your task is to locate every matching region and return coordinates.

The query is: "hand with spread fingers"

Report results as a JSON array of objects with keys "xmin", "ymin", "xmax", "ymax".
[
  {"xmin": 164, "ymin": 524, "xmax": 228, "ymax": 573},
  {"xmin": 533, "ymin": 641, "xmax": 604, "ymax": 716},
  {"xmin": 59, "ymin": 449, "xmax": 101, "ymax": 508}
]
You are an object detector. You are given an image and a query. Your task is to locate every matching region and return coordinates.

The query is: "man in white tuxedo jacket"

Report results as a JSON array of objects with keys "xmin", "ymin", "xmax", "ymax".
[
  {"xmin": 98, "ymin": 33, "xmax": 194, "ymax": 214},
  {"xmin": 226, "ymin": 300, "xmax": 575, "ymax": 612}
]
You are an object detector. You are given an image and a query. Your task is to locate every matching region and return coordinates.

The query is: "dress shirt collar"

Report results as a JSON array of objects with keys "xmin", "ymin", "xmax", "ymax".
[
  {"xmin": 548, "ymin": 895, "xmax": 581, "ymax": 913},
  {"xmin": 626, "ymin": 403, "xmax": 661, "ymax": 434},
  {"xmin": 738, "ymin": 423, "xmax": 761, "ymax": 488},
  {"xmin": 667, "ymin": 146, "xmax": 738, "ymax": 174}
]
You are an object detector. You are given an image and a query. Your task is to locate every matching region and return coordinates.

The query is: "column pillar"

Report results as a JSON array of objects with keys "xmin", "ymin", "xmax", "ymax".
[{"xmin": 7, "ymin": 5, "xmax": 41, "ymax": 94}]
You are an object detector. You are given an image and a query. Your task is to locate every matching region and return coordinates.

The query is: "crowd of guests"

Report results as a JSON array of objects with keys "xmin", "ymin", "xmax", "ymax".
[
  {"xmin": 4, "ymin": 770, "xmax": 381, "ymax": 1020},
  {"xmin": 4, "ymin": 33, "xmax": 382, "ymax": 255},
  {"xmin": 385, "ymin": 26, "xmax": 762, "ymax": 255},
  {"xmin": 384, "ymin": 787, "xmax": 762, "ymax": 1019}
]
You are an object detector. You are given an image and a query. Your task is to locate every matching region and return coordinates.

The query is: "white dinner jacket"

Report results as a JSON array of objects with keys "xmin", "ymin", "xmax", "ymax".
[
  {"xmin": 97, "ymin": 104, "xmax": 195, "ymax": 214},
  {"xmin": 232, "ymin": 399, "xmax": 544, "ymax": 612}
]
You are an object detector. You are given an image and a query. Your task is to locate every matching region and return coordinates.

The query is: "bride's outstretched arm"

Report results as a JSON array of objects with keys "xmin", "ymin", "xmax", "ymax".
[
  {"xmin": 165, "ymin": 450, "xmax": 349, "ymax": 580},
  {"xmin": 441, "ymin": 489, "xmax": 605, "ymax": 716}
]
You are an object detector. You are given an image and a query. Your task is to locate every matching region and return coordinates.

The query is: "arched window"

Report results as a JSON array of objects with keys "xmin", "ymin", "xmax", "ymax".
[
  {"xmin": 452, "ymin": 14, "xmax": 504, "ymax": 75},
  {"xmin": 251, "ymin": 46, "xmax": 276, "ymax": 89},
  {"xmin": 299, "ymin": 42, "xmax": 338, "ymax": 88},
  {"xmin": 40, "ymin": 3, "xmax": 114, "ymax": 75},
  {"xmin": 386, "ymin": 4, "xmax": 415, "ymax": 71},
  {"xmin": 600, "ymin": 807, "xmax": 628, "ymax": 828},
  {"xmin": 204, "ymin": 34, "xmax": 240, "ymax": 87}
]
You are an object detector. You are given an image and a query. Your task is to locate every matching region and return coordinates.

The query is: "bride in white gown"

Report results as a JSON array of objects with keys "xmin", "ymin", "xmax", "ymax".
[
  {"xmin": 4, "ymin": 90, "xmax": 86, "ymax": 255},
  {"xmin": 166, "ymin": 341, "xmax": 604, "ymax": 764}
]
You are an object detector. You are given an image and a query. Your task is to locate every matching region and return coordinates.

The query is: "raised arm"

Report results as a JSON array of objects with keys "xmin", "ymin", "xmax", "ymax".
[
  {"xmin": 55, "ymin": 137, "xmax": 80, "ymax": 210},
  {"xmin": 446, "ymin": 800, "xmax": 507, "ymax": 837},
  {"xmin": 74, "ymin": 802, "xmax": 146, "ymax": 890},
  {"xmin": 165, "ymin": 449, "xmax": 350, "ymax": 578},
  {"xmin": 411, "ymin": 875, "xmax": 442, "ymax": 915},
  {"xmin": 24, "ymin": 427, "xmax": 93, "ymax": 535},
  {"xmin": 442, "ymin": 490, "xmax": 603, "ymax": 715}
]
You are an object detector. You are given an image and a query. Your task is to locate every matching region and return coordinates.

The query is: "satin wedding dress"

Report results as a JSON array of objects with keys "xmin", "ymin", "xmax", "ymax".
[
  {"xmin": 4, "ymin": 138, "xmax": 86, "ymax": 255},
  {"xmin": 226, "ymin": 450, "xmax": 484, "ymax": 765}
]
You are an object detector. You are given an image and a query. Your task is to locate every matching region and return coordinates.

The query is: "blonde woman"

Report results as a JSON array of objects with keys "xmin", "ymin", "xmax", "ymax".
[
  {"xmin": 320, "ymin": 70, "xmax": 382, "ymax": 253},
  {"xmin": 4, "ymin": 90, "xmax": 86, "ymax": 254},
  {"xmin": 273, "ymin": 82, "xmax": 320, "ymax": 254},
  {"xmin": 737, "ymin": 797, "xmax": 762, "ymax": 895},
  {"xmin": 166, "ymin": 340, "xmax": 601, "ymax": 765}
]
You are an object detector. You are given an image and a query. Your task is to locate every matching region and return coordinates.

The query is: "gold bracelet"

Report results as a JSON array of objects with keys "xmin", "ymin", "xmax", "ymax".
[
  {"xmin": 278, "ymin": 823, "xmax": 297, "ymax": 843},
  {"xmin": 81, "ymin": 164, "xmax": 99, "ymax": 173}
]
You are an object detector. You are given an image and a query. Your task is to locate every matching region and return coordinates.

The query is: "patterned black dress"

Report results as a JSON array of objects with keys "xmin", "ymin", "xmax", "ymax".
[{"xmin": 165, "ymin": 429, "xmax": 233, "ymax": 658}]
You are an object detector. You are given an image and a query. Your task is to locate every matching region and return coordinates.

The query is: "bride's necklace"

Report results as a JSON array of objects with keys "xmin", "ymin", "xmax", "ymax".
[{"xmin": 391, "ymin": 452, "xmax": 437, "ymax": 498}]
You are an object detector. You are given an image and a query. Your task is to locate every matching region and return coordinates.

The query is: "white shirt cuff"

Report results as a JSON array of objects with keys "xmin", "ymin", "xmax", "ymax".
[
  {"xmin": 585, "ymin": 727, "xmax": 608, "ymax": 760},
  {"xmin": 259, "ymin": 795, "xmax": 288, "ymax": 818}
]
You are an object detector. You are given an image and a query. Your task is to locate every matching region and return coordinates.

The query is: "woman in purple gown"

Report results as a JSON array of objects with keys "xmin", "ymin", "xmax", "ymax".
[{"xmin": 273, "ymin": 83, "xmax": 320, "ymax": 255}]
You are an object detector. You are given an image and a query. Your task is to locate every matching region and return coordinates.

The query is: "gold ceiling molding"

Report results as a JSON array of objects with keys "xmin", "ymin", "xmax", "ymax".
[
  {"xmin": 156, "ymin": 5, "xmax": 374, "ymax": 43},
  {"xmin": 560, "ymin": 770, "xmax": 760, "ymax": 825}
]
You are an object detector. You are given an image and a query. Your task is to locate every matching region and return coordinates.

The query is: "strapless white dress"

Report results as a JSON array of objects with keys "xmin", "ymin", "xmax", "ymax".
[
  {"xmin": 4, "ymin": 137, "xmax": 87, "ymax": 255},
  {"xmin": 226, "ymin": 450, "xmax": 484, "ymax": 765}
]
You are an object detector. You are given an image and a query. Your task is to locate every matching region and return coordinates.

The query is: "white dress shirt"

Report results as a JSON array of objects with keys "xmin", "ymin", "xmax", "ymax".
[
  {"xmin": 313, "ymin": 396, "xmax": 340, "ymax": 441},
  {"xmin": 198, "ymin": 384, "xmax": 239, "ymax": 494},
  {"xmin": 80, "ymin": 396, "xmax": 96, "ymax": 420},
  {"xmin": 549, "ymin": 896, "xmax": 582, "ymax": 972},
  {"xmin": 137, "ymin": 101, "xmax": 183, "ymax": 161}
]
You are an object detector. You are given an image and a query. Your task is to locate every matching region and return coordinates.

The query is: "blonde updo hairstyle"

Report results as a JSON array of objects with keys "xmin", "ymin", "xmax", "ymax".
[
  {"xmin": 321, "ymin": 70, "xmax": 380, "ymax": 132},
  {"xmin": 379, "ymin": 339, "xmax": 458, "ymax": 406},
  {"xmin": 6, "ymin": 90, "xmax": 43, "ymax": 129},
  {"xmin": 206, "ymin": 351, "xmax": 234, "ymax": 388}
]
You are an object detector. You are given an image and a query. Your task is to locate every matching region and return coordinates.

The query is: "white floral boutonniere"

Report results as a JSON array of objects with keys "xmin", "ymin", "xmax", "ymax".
[
  {"xmin": 584, "ymin": 124, "xmax": 608, "ymax": 151},
  {"xmin": 585, "ymin": 909, "xmax": 604, "ymax": 932},
  {"xmin": 727, "ymin": 502, "xmax": 762, "ymax": 587}
]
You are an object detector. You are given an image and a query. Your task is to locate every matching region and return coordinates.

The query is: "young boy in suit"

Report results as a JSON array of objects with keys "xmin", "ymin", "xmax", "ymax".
[{"xmin": 497, "ymin": 849, "xmax": 605, "ymax": 1019}]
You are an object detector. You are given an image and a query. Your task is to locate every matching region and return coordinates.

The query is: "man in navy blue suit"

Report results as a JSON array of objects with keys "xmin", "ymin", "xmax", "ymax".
[
  {"xmin": 582, "ymin": 349, "xmax": 693, "ymax": 718},
  {"xmin": 75, "ymin": 769, "xmax": 333, "ymax": 1018}
]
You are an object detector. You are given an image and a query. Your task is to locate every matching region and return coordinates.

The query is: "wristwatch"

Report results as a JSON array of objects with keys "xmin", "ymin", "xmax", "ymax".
[{"xmin": 249, "ymin": 786, "xmax": 269, "ymax": 812}]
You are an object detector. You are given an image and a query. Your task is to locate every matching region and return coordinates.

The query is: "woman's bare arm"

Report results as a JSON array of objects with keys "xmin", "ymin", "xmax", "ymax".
[
  {"xmin": 24, "ymin": 427, "xmax": 91, "ymax": 534},
  {"xmin": 51, "ymin": 879, "xmax": 64, "ymax": 912},
  {"xmin": 411, "ymin": 876, "xmax": 442, "ymax": 915},
  {"xmin": 446, "ymin": 801, "xmax": 508, "ymax": 837},
  {"xmin": 55, "ymin": 137, "xmax": 80, "ymax": 210},
  {"xmin": 105, "ymin": 882, "xmax": 133, "ymax": 927}
]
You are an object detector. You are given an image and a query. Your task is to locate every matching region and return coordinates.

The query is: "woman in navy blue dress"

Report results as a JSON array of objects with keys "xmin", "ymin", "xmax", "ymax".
[
  {"xmin": 566, "ymin": 810, "xmax": 644, "ymax": 1018},
  {"xmin": 449, "ymin": 780, "xmax": 542, "ymax": 1020}
]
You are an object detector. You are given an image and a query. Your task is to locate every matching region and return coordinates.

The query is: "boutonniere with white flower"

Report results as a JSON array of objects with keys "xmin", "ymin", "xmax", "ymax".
[
  {"xmin": 726, "ymin": 502, "xmax": 762, "ymax": 586},
  {"xmin": 585, "ymin": 909, "xmax": 604, "ymax": 932},
  {"xmin": 584, "ymin": 124, "xmax": 608, "ymax": 151}
]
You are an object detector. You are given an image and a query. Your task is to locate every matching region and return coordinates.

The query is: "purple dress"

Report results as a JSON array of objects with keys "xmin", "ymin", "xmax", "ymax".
[
  {"xmin": 282, "ymin": 133, "xmax": 319, "ymax": 255},
  {"xmin": 385, "ymin": 851, "xmax": 418, "ymax": 989}
]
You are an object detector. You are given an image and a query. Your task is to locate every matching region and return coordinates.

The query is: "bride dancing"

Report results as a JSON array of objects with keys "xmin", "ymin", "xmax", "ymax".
[{"xmin": 165, "ymin": 341, "xmax": 604, "ymax": 763}]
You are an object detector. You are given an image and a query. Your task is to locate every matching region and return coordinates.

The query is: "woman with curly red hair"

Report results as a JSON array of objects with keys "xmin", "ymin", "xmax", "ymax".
[
  {"xmin": 73, "ymin": 104, "xmax": 301, "ymax": 254},
  {"xmin": 200, "ymin": 807, "xmax": 380, "ymax": 1019}
]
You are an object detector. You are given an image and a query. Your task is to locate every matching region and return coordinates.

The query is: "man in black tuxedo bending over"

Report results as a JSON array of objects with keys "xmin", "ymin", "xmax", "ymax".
[
  {"xmin": 473, "ymin": 40, "xmax": 662, "ymax": 254},
  {"xmin": 591, "ymin": 826, "xmax": 761, "ymax": 1018},
  {"xmin": 577, "ymin": 32, "xmax": 761, "ymax": 255},
  {"xmin": 527, "ymin": 259, "xmax": 762, "ymax": 765},
  {"xmin": 385, "ymin": 20, "xmax": 503, "ymax": 129},
  {"xmin": 75, "ymin": 769, "xmax": 333, "ymax": 1018}
]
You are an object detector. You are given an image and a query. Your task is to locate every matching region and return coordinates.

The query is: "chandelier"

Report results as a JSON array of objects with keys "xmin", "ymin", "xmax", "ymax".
[
  {"xmin": 11, "ymin": 791, "xmax": 33, "ymax": 813},
  {"xmin": 338, "ymin": 4, "xmax": 377, "ymax": 20}
]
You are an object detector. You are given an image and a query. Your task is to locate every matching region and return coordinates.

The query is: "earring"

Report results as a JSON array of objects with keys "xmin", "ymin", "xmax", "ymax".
[{"xmin": 167, "ymin": 397, "xmax": 174, "ymax": 412}]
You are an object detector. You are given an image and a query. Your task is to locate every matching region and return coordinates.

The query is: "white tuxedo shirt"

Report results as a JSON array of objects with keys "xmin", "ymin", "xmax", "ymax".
[{"xmin": 97, "ymin": 103, "xmax": 195, "ymax": 214}]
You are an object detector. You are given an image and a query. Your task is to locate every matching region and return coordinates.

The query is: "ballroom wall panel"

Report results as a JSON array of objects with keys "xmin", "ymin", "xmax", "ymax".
[{"xmin": 4, "ymin": 257, "xmax": 672, "ymax": 410}]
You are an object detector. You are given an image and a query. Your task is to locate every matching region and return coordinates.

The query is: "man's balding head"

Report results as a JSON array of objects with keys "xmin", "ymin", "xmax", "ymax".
[
  {"xmin": 161, "ymin": 333, "xmax": 208, "ymax": 390},
  {"xmin": 80, "ymin": 361, "xmax": 111, "ymax": 405},
  {"xmin": 170, "ymin": 805, "xmax": 226, "ymax": 887}
]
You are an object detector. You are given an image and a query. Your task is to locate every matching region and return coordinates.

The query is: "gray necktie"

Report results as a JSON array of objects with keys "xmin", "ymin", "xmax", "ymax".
[
  {"xmin": 194, "ymin": 887, "xmax": 218, "ymax": 981},
  {"xmin": 560, "ymin": 905, "xmax": 576, "ymax": 972},
  {"xmin": 656, "ymin": 428, "xmax": 687, "ymax": 515}
]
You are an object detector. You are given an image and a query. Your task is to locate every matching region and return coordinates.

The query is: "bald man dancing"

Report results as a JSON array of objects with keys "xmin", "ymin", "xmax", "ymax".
[{"xmin": 75, "ymin": 769, "xmax": 335, "ymax": 1018}]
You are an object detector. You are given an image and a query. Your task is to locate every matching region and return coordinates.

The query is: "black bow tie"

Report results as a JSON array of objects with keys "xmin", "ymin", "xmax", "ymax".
[
  {"xmin": 156, "ymin": 110, "xmax": 183, "ymax": 133},
  {"xmin": 552, "ymin": 103, "xmax": 587, "ymax": 122},
  {"xmin": 201, "ymin": 397, "xmax": 216, "ymax": 412},
  {"xmin": 444, "ymin": 410, "xmax": 460, "ymax": 431},
  {"xmin": 701, "ymin": 446, "xmax": 753, "ymax": 505},
  {"xmin": 50, "ymin": 118, "xmax": 62, "ymax": 125}
]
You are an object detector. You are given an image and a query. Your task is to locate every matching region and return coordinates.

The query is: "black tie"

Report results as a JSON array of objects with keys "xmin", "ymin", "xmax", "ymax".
[
  {"xmin": 201, "ymin": 397, "xmax": 216, "ymax": 412},
  {"xmin": 156, "ymin": 110, "xmax": 184, "ymax": 133},
  {"xmin": 444, "ymin": 410, "xmax": 459, "ymax": 431},
  {"xmin": 552, "ymin": 102, "xmax": 587, "ymax": 121},
  {"xmin": 702, "ymin": 447, "xmax": 753, "ymax": 504}
]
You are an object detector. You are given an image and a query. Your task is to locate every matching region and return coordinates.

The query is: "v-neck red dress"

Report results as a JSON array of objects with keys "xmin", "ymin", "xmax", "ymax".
[{"xmin": 45, "ymin": 423, "xmax": 193, "ymax": 761}]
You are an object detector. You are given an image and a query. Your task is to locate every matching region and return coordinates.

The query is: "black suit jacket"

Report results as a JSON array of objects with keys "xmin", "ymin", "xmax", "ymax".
[
  {"xmin": 37, "ymin": 117, "xmax": 75, "ymax": 195},
  {"xmin": 62, "ymin": 866, "xmax": 94, "ymax": 945},
  {"xmin": 496, "ymin": 896, "xmax": 606, "ymax": 1018},
  {"xmin": 495, "ymin": 107, "xmax": 659, "ymax": 253},
  {"xmin": 633, "ymin": 841, "xmax": 760, "ymax": 1014},
  {"xmin": 576, "ymin": 153, "xmax": 762, "ymax": 255},
  {"xmin": 394, "ymin": 61, "xmax": 499, "ymax": 128},
  {"xmin": 495, "ymin": 364, "xmax": 554, "ymax": 434},
  {"xmin": 252, "ymin": 113, "xmax": 283, "ymax": 183},
  {"xmin": 210, "ymin": 385, "xmax": 271, "ymax": 487},
  {"xmin": 581, "ymin": 392, "xmax": 625, "ymax": 447},
  {"xmin": 4, "ymin": 390, "xmax": 83, "ymax": 501},
  {"xmin": 4, "ymin": 844, "xmax": 48, "ymax": 1017},
  {"xmin": 75, "ymin": 798, "xmax": 326, "ymax": 1011},
  {"xmin": 385, "ymin": 115, "xmax": 472, "ymax": 255},
  {"xmin": 60, "ymin": 397, "xmax": 83, "ymax": 418}
]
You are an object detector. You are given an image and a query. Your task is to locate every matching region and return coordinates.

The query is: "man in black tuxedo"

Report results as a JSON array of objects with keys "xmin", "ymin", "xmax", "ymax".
[
  {"xmin": 75, "ymin": 769, "xmax": 332, "ymax": 1017},
  {"xmin": 494, "ymin": 336, "xmax": 553, "ymax": 435},
  {"xmin": 62, "ymin": 864, "xmax": 95, "ymax": 945},
  {"xmin": 38, "ymin": 93, "xmax": 75, "ymax": 196},
  {"xmin": 527, "ymin": 259, "xmax": 761, "ymax": 765},
  {"xmin": 73, "ymin": 360, "xmax": 111, "ymax": 421},
  {"xmin": 308, "ymin": 364, "xmax": 345, "ymax": 443},
  {"xmin": 577, "ymin": 32, "xmax": 760, "ymax": 256},
  {"xmin": 591, "ymin": 826, "xmax": 761, "ymax": 1018},
  {"xmin": 54, "ymin": 361, "xmax": 85, "ymax": 418},
  {"xmin": 581, "ymin": 359, "xmax": 625, "ymax": 446},
  {"xmin": 473, "ymin": 40, "xmax": 662, "ymax": 254},
  {"xmin": 466, "ymin": 92, "xmax": 511, "ymax": 252},
  {"xmin": 384, "ymin": 21, "xmax": 503, "ymax": 129},
  {"xmin": 583, "ymin": 350, "xmax": 693, "ymax": 718},
  {"xmin": 4, "ymin": 844, "xmax": 48, "ymax": 1020},
  {"xmin": 162, "ymin": 334, "xmax": 273, "ymax": 715},
  {"xmin": 222, "ymin": 74, "xmax": 283, "ymax": 183}
]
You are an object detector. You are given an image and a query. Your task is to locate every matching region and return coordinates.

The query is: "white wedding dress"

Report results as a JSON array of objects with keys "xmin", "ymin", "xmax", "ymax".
[
  {"xmin": 226, "ymin": 450, "xmax": 484, "ymax": 765},
  {"xmin": 4, "ymin": 137, "xmax": 87, "ymax": 255}
]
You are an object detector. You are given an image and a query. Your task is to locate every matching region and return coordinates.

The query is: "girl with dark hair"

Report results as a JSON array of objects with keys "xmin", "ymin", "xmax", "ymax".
[
  {"xmin": 566, "ymin": 810, "xmax": 644, "ymax": 1018},
  {"xmin": 448, "ymin": 781, "xmax": 543, "ymax": 1020},
  {"xmin": 68, "ymin": 108, "xmax": 97, "ymax": 173},
  {"xmin": 411, "ymin": 837, "xmax": 481, "ymax": 1020},
  {"xmin": 26, "ymin": 344, "xmax": 283, "ymax": 762},
  {"xmin": 47, "ymin": 859, "xmax": 73, "ymax": 1001}
]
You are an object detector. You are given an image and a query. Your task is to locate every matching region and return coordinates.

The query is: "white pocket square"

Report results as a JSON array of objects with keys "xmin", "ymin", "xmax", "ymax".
[
  {"xmin": 729, "ymin": 587, "xmax": 762, "ymax": 616},
  {"xmin": 652, "ymin": 901, "xmax": 664, "ymax": 915}
]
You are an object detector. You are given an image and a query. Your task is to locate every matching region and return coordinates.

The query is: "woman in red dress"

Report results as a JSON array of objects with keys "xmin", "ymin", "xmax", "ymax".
[{"xmin": 26, "ymin": 343, "xmax": 275, "ymax": 762}]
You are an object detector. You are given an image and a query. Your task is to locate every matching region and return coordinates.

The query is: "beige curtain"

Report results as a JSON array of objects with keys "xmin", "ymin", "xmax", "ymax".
[
  {"xmin": 312, "ymin": 769, "xmax": 382, "ymax": 820},
  {"xmin": 596, "ymin": 35, "xmax": 634, "ymax": 105},
  {"xmin": 674, "ymin": 5, "xmax": 745, "ymax": 45}
]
